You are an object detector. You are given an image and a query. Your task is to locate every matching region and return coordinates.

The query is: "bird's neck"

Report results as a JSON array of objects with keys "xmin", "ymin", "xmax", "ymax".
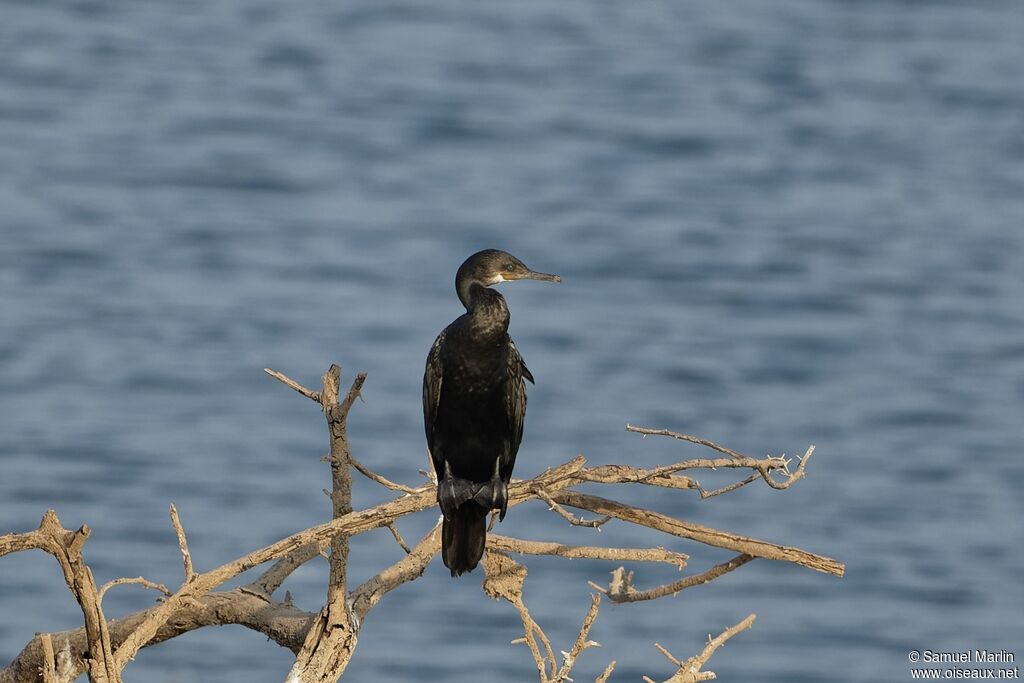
[{"xmin": 464, "ymin": 284, "xmax": 509, "ymax": 341}]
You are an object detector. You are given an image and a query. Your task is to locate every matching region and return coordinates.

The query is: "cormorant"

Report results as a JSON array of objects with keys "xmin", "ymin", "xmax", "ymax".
[{"xmin": 423, "ymin": 249, "xmax": 560, "ymax": 576}]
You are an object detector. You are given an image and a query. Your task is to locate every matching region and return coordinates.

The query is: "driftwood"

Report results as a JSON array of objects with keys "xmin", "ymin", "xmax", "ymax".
[{"xmin": 0, "ymin": 364, "xmax": 843, "ymax": 683}]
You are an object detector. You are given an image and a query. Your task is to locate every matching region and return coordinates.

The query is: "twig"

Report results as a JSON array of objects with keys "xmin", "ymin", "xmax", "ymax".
[
  {"xmin": 169, "ymin": 504, "xmax": 195, "ymax": 583},
  {"xmin": 647, "ymin": 613, "xmax": 756, "ymax": 682},
  {"xmin": 699, "ymin": 473, "xmax": 760, "ymax": 499},
  {"xmin": 488, "ymin": 535, "xmax": 688, "ymax": 569},
  {"xmin": 386, "ymin": 523, "xmax": 412, "ymax": 554},
  {"xmin": 264, "ymin": 368, "xmax": 322, "ymax": 404},
  {"xmin": 759, "ymin": 445, "xmax": 815, "ymax": 489},
  {"xmin": 484, "ymin": 552, "xmax": 555, "ymax": 680},
  {"xmin": 485, "ymin": 553, "xmax": 609, "ymax": 683},
  {"xmin": 534, "ymin": 488, "xmax": 611, "ymax": 528},
  {"xmin": 338, "ymin": 372, "xmax": 367, "ymax": 417},
  {"xmin": 551, "ymin": 593, "xmax": 603, "ymax": 682},
  {"xmin": 351, "ymin": 523, "xmax": 441, "ymax": 621},
  {"xmin": 595, "ymin": 660, "xmax": 617, "ymax": 683},
  {"xmin": 627, "ymin": 424, "xmax": 745, "ymax": 460},
  {"xmin": 350, "ymin": 453, "xmax": 424, "ymax": 495},
  {"xmin": 97, "ymin": 577, "xmax": 172, "ymax": 604},
  {"xmin": 625, "ymin": 425, "xmax": 816, "ymax": 492},
  {"xmin": 592, "ymin": 554, "xmax": 754, "ymax": 603}
]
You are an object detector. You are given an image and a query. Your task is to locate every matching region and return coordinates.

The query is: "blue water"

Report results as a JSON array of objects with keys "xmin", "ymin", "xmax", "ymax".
[{"xmin": 2, "ymin": 1, "xmax": 1023, "ymax": 681}]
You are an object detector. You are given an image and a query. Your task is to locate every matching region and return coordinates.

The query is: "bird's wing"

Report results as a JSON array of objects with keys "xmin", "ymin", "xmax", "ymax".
[
  {"xmin": 502, "ymin": 339, "xmax": 531, "ymax": 482},
  {"xmin": 423, "ymin": 330, "xmax": 446, "ymax": 477}
]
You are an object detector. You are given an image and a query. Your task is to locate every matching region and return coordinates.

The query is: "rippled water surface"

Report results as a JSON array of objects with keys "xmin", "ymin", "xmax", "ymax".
[{"xmin": 2, "ymin": 1, "xmax": 1023, "ymax": 681}]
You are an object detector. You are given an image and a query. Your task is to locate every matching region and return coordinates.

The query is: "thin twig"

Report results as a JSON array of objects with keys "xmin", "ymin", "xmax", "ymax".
[
  {"xmin": 169, "ymin": 504, "xmax": 195, "ymax": 583},
  {"xmin": 759, "ymin": 445, "xmax": 815, "ymax": 489},
  {"xmin": 649, "ymin": 613, "xmax": 756, "ymax": 682},
  {"xmin": 386, "ymin": 523, "xmax": 412, "ymax": 554},
  {"xmin": 655, "ymin": 642, "xmax": 681, "ymax": 666},
  {"xmin": 625, "ymin": 424, "xmax": 816, "ymax": 492},
  {"xmin": 593, "ymin": 554, "xmax": 754, "ymax": 603},
  {"xmin": 627, "ymin": 424, "xmax": 745, "ymax": 460},
  {"xmin": 264, "ymin": 368, "xmax": 322, "ymax": 404},
  {"xmin": 534, "ymin": 488, "xmax": 611, "ymax": 528},
  {"xmin": 350, "ymin": 453, "xmax": 424, "ymax": 495},
  {"xmin": 596, "ymin": 660, "xmax": 617, "ymax": 683},
  {"xmin": 552, "ymin": 593, "xmax": 603, "ymax": 682},
  {"xmin": 98, "ymin": 577, "xmax": 172, "ymax": 604},
  {"xmin": 338, "ymin": 372, "xmax": 367, "ymax": 418},
  {"xmin": 699, "ymin": 473, "xmax": 760, "ymax": 499}
]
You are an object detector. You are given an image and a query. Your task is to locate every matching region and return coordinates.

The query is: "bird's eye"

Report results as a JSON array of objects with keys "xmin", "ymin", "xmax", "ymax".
[{"xmin": 504, "ymin": 262, "xmax": 517, "ymax": 271}]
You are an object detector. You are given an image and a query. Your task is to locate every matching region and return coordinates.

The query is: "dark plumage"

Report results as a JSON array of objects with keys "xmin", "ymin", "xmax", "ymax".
[{"xmin": 424, "ymin": 249, "xmax": 560, "ymax": 576}]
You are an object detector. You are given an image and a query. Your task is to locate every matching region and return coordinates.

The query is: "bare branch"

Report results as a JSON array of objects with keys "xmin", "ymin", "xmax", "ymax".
[
  {"xmin": 647, "ymin": 613, "xmax": 757, "ymax": 682},
  {"xmin": 627, "ymin": 424, "xmax": 745, "ymax": 460},
  {"xmin": 759, "ymin": 445, "xmax": 815, "ymax": 489},
  {"xmin": 596, "ymin": 660, "xmax": 617, "ymax": 683},
  {"xmin": 655, "ymin": 642, "xmax": 681, "ymax": 666},
  {"xmin": 350, "ymin": 452, "xmax": 424, "ymax": 494},
  {"xmin": 0, "ymin": 511, "xmax": 121, "ymax": 682},
  {"xmin": 534, "ymin": 488, "xmax": 611, "ymax": 528},
  {"xmin": 264, "ymin": 367, "xmax": 322, "ymax": 404},
  {"xmin": 288, "ymin": 364, "xmax": 362, "ymax": 682},
  {"xmin": 551, "ymin": 593, "xmax": 603, "ymax": 682},
  {"xmin": 484, "ymin": 553, "xmax": 610, "ymax": 683},
  {"xmin": 553, "ymin": 490, "xmax": 845, "ymax": 577},
  {"xmin": 2, "ymin": 385, "xmax": 839, "ymax": 683},
  {"xmin": 169, "ymin": 504, "xmax": 195, "ymax": 583},
  {"xmin": 0, "ymin": 589, "xmax": 317, "ymax": 682},
  {"xmin": 386, "ymin": 523, "xmax": 413, "ymax": 554},
  {"xmin": 578, "ymin": 463, "xmax": 700, "ymax": 489},
  {"xmin": 625, "ymin": 424, "xmax": 816, "ymax": 493},
  {"xmin": 699, "ymin": 473, "xmax": 760, "ymax": 499},
  {"xmin": 351, "ymin": 523, "xmax": 441, "ymax": 621},
  {"xmin": 488, "ymin": 535, "xmax": 688, "ymax": 570},
  {"xmin": 594, "ymin": 554, "xmax": 754, "ymax": 603},
  {"xmin": 484, "ymin": 552, "xmax": 551, "ymax": 680},
  {"xmin": 97, "ymin": 577, "xmax": 172, "ymax": 604},
  {"xmin": 338, "ymin": 371, "xmax": 367, "ymax": 418}
]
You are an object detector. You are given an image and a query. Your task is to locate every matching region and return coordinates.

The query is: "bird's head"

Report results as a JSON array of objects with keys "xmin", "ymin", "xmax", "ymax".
[{"xmin": 456, "ymin": 249, "xmax": 560, "ymax": 307}]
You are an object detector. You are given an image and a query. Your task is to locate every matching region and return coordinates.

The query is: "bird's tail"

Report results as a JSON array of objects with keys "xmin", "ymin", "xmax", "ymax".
[{"xmin": 442, "ymin": 502, "xmax": 488, "ymax": 577}]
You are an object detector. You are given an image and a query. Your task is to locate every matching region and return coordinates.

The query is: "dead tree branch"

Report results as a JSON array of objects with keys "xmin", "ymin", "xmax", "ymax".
[
  {"xmin": 643, "ymin": 613, "xmax": 757, "ymax": 683},
  {"xmin": 287, "ymin": 365, "xmax": 365, "ymax": 683},
  {"xmin": 1, "ymin": 365, "xmax": 842, "ymax": 683},
  {"xmin": 590, "ymin": 554, "xmax": 754, "ymax": 603},
  {"xmin": 488, "ymin": 535, "xmax": 688, "ymax": 569},
  {"xmin": 169, "ymin": 504, "xmax": 195, "ymax": 583},
  {"xmin": 551, "ymin": 491, "xmax": 844, "ymax": 577}
]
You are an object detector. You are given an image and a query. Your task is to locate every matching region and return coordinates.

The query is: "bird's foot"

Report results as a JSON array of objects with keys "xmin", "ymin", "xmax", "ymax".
[
  {"xmin": 490, "ymin": 475, "xmax": 508, "ymax": 521},
  {"xmin": 438, "ymin": 476, "xmax": 467, "ymax": 520},
  {"xmin": 439, "ymin": 473, "xmax": 508, "ymax": 520}
]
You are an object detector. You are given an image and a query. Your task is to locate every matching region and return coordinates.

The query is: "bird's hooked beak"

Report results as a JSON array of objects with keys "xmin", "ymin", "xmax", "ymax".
[{"xmin": 508, "ymin": 268, "xmax": 561, "ymax": 283}]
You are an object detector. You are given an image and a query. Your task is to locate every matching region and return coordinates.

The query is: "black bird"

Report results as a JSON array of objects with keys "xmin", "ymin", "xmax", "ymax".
[{"xmin": 424, "ymin": 249, "xmax": 560, "ymax": 576}]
